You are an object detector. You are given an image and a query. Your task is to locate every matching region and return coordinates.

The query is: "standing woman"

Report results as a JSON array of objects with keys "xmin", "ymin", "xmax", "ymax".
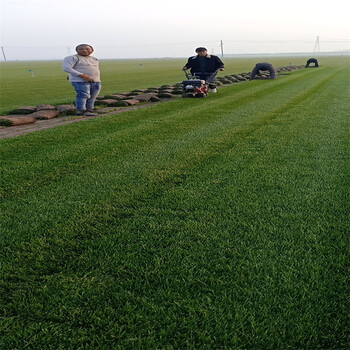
[{"xmin": 63, "ymin": 44, "xmax": 101, "ymax": 116}]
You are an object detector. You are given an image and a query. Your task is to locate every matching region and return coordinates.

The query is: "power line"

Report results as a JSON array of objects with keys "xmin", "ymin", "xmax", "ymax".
[
  {"xmin": 1, "ymin": 39, "xmax": 348, "ymax": 50},
  {"xmin": 224, "ymin": 39, "xmax": 348, "ymax": 44}
]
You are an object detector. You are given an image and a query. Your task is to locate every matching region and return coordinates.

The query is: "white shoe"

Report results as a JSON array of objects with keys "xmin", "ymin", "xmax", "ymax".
[{"xmin": 210, "ymin": 88, "xmax": 217, "ymax": 93}]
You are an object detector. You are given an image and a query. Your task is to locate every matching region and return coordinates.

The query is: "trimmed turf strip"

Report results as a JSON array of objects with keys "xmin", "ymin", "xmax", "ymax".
[{"xmin": 1, "ymin": 66, "xmax": 349, "ymax": 349}]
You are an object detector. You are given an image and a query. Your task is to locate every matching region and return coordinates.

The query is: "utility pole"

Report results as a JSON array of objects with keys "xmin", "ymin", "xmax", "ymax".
[
  {"xmin": 220, "ymin": 40, "xmax": 224, "ymax": 58},
  {"xmin": 1, "ymin": 46, "xmax": 7, "ymax": 61},
  {"xmin": 313, "ymin": 36, "xmax": 320, "ymax": 53}
]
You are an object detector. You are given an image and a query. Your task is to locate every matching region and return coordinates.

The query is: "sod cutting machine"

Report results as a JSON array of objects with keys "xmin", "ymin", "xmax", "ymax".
[{"xmin": 182, "ymin": 69, "xmax": 219, "ymax": 98}]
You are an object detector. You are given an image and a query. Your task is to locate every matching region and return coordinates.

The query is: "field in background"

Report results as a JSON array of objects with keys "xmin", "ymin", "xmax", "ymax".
[
  {"xmin": 1, "ymin": 58, "xmax": 349, "ymax": 348},
  {"xmin": 1, "ymin": 55, "xmax": 348, "ymax": 114}
]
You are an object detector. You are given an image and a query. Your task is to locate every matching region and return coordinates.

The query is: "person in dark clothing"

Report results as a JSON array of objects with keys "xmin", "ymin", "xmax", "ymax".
[
  {"xmin": 305, "ymin": 58, "xmax": 319, "ymax": 68},
  {"xmin": 183, "ymin": 47, "xmax": 225, "ymax": 92},
  {"xmin": 250, "ymin": 62, "xmax": 276, "ymax": 80}
]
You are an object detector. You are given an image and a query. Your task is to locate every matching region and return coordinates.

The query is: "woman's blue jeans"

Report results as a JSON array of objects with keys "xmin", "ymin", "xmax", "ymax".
[{"xmin": 71, "ymin": 82, "xmax": 101, "ymax": 111}]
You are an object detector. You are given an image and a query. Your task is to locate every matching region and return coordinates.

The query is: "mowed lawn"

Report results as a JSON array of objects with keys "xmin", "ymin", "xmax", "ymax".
[
  {"xmin": 1, "ymin": 61, "xmax": 349, "ymax": 349},
  {"xmin": 0, "ymin": 55, "xmax": 337, "ymax": 115}
]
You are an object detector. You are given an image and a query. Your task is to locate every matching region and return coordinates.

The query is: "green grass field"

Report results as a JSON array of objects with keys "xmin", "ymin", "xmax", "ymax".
[
  {"xmin": 0, "ymin": 57, "xmax": 349, "ymax": 349},
  {"xmin": 1, "ymin": 55, "xmax": 346, "ymax": 115}
]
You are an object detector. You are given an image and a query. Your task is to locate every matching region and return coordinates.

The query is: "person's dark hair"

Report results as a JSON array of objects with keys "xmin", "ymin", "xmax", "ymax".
[
  {"xmin": 195, "ymin": 47, "xmax": 207, "ymax": 52},
  {"xmin": 75, "ymin": 44, "xmax": 94, "ymax": 51}
]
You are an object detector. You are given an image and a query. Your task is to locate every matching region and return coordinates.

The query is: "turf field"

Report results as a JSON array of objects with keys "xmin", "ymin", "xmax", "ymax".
[
  {"xmin": 1, "ymin": 55, "xmax": 344, "ymax": 115},
  {"xmin": 0, "ymin": 56, "xmax": 349, "ymax": 349}
]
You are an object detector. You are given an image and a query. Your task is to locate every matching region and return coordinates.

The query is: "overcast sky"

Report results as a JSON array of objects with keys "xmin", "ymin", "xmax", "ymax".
[{"xmin": 0, "ymin": 0, "xmax": 349, "ymax": 61}]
